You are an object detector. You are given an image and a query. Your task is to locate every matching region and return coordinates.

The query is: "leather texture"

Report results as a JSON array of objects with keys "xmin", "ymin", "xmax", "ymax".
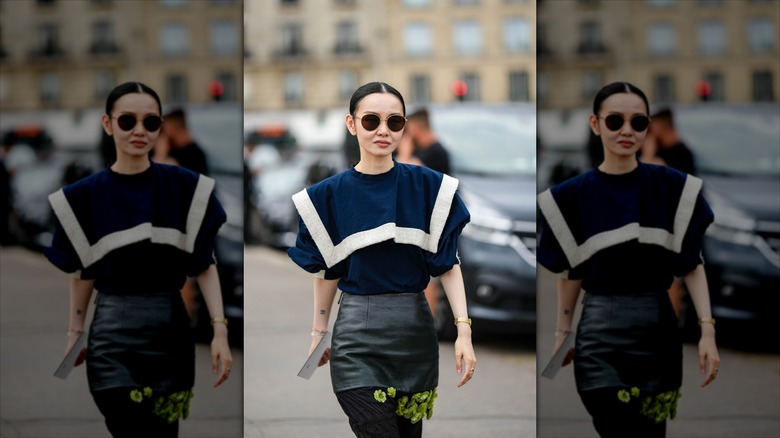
[
  {"xmin": 574, "ymin": 292, "xmax": 682, "ymax": 393},
  {"xmin": 87, "ymin": 293, "xmax": 195, "ymax": 393},
  {"xmin": 331, "ymin": 292, "xmax": 439, "ymax": 394}
]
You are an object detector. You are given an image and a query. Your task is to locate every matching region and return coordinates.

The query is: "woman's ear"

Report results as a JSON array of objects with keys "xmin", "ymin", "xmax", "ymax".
[
  {"xmin": 345, "ymin": 114, "xmax": 357, "ymax": 136},
  {"xmin": 588, "ymin": 114, "xmax": 600, "ymax": 137},
  {"xmin": 102, "ymin": 114, "xmax": 113, "ymax": 136}
]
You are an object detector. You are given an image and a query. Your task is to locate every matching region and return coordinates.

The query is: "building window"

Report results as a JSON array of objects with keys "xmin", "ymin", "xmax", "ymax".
[
  {"xmin": 697, "ymin": 0, "xmax": 721, "ymax": 4},
  {"xmin": 339, "ymin": 70, "xmax": 358, "ymax": 101},
  {"xmin": 40, "ymin": 72, "xmax": 60, "ymax": 105},
  {"xmin": 537, "ymin": 72, "xmax": 548, "ymax": 104},
  {"xmin": 503, "ymin": 18, "xmax": 530, "ymax": 53},
  {"xmin": 160, "ymin": 23, "xmax": 189, "ymax": 56},
  {"xmin": 582, "ymin": 71, "xmax": 602, "ymax": 101},
  {"xmin": 279, "ymin": 23, "xmax": 305, "ymax": 56},
  {"xmin": 280, "ymin": 0, "xmax": 299, "ymax": 4},
  {"xmin": 91, "ymin": 21, "xmax": 118, "ymax": 54},
  {"xmin": 509, "ymin": 71, "xmax": 530, "ymax": 102},
  {"xmin": 454, "ymin": 0, "xmax": 479, "ymax": 4},
  {"xmin": 404, "ymin": 23, "xmax": 432, "ymax": 57},
  {"xmin": 647, "ymin": 0, "xmax": 675, "ymax": 6},
  {"xmin": 210, "ymin": 21, "xmax": 238, "ymax": 56},
  {"xmin": 460, "ymin": 73, "xmax": 480, "ymax": 101},
  {"xmin": 166, "ymin": 74, "xmax": 187, "ymax": 104},
  {"xmin": 653, "ymin": 74, "xmax": 675, "ymax": 104},
  {"xmin": 36, "ymin": 23, "xmax": 63, "ymax": 57},
  {"xmin": 747, "ymin": 18, "xmax": 775, "ymax": 53},
  {"xmin": 537, "ymin": 22, "xmax": 552, "ymax": 56},
  {"xmin": 752, "ymin": 70, "xmax": 774, "ymax": 101},
  {"xmin": 697, "ymin": 21, "xmax": 725, "ymax": 56},
  {"xmin": 453, "ymin": 21, "xmax": 482, "ymax": 56},
  {"xmin": 409, "ymin": 74, "xmax": 431, "ymax": 104},
  {"xmin": 404, "ymin": 0, "xmax": 431, "ymax": 6},
  {"xmin": 647, "ymin": 23, "xmax": 676, "ymax": 56},
  {"xmin": 335, "ymin": 21, "xmax": 361, "ymax": 54},
  {"xmin": 578, "ymin": 20, "xmax": 606, "ymax": 54},
  {"xmin": 284, "ymin": 72, "xmax": 304, "ymax": 104},
  {"xmin": 703, "ymin": 72, "xmax": 724, "ymax": 101},
  {"xmin": 95, "ymin": 71, "xmax": 114, "ymax": 101},
  {"xmin": 160, "ymin": 0, "xmax": 187, "ymax": 7}
]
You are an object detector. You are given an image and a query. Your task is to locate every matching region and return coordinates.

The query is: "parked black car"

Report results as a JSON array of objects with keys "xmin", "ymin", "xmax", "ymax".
[{"xmin": 427, "ymin": 104, "xmax": 537, "ymax": 339}]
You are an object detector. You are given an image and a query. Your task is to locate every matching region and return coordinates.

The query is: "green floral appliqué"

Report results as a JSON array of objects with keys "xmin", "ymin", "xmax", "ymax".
[
  {"xmin": 387, "ymin": 387, "xmax": 396, "ymax": 398},
  {"xmin": 615, "ymin": 387, "xmax": 681, "ymax": 424},
  {"xmin": 396, "ymin": 389, "xmax": 438, "ymax": 424},
  {"xmin": 128, "ymin": 387, "xmax": 194, "ymax": 423},
  {"xmin": 130, "ymin": 389, "xmax": 144, "ymax": 403},
  {"xmin": 374, "ymin": 389, "xmax": 387, "ymax": 403}
]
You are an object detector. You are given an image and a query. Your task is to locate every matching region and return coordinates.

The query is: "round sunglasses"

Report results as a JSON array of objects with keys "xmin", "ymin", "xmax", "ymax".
[
  {"xmin": 601, "ymin": 114, "xmax": 650, "ymax": 132},
  {"xmin": 114, "ymin": 114, "xmax": 163, "ymax": 132},
  {"xmin": 355, "ymin": 114, "xmax": 406, "ymax": 132}
]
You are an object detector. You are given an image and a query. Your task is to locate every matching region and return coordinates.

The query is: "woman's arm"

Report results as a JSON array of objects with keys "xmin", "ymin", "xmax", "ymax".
[
  {"xmin": 65, "ymin": 277, "xmax": 95, "ymax": 366},
  {"xmin": 308, "ymin": 277, "xmax": 339, "ymax": 366},
  {"xmin": 683, "ymin": 264, "xmax": 720, "ymax": 388},
  {"xmin": 439, "ymin": 265, "xmax": 477, "ymax": 388},
  {"xmin": 554, "ymin": 277, "xmax": 582, "ymax": 366},
  {"xmin": 195, "ymin": 264, "xmax": 233, "ymax": 388}
]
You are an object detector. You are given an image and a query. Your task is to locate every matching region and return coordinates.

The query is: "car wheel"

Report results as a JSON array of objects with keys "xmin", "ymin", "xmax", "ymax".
[{"xmin": 434, "ymin": 286, "xmax": 457, "ymax": 341}]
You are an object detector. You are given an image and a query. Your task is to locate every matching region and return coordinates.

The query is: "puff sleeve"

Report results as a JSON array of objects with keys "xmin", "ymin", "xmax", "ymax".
[
  {"xmin": 45, "ymin": 214, "xmax": 98, "ymax": 280},
  {"xmin": 288, "ymin": 216, "xmax": 345, "ymax": 280},
  {"xmin": 185, "ymin": 191, "xmax": 227, "ymax": 277},
  {"xmin": 425, "ymin": 192, "xmax": 470, "ymax": 277},
  {"xmin": 673, "ymin": 192, "xmax": 714, "ymax": 277},
  {"xmin": 536, "ymin": 196, "xmax": 586, "ymax": 280}
]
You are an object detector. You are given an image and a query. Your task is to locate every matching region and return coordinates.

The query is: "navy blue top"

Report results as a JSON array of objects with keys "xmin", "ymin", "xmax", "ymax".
[
  {"xmin": 288, "ymin": 162, "xmax": 470, "ymax": 295},
  {"xmin": 537, "ymin": 163, "xmax": 713, "ymax": 294},
  {"xmin": 45, "ymin": 163, "xmax": 226, "ymax": 295}
]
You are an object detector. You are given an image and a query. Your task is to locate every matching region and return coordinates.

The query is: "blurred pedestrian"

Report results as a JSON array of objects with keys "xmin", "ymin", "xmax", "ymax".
[
  {"xmin": 162, "ymin": 108, "xmax": 209, "ymax": 176},
  {"xmin": 44, "ymin": 82, "xmax": 232, "ymax": 438},
  {"xmin": 537, "ymin": 82, "xmax": 720, "ymax": 438},
  {"xmin": 396, "ymin": 107, "xmax": 452, "ymax": 318},
  {"xmin": 288, "ymin": 82, "xmax": 476, "ymax": 437},
  {"xmin": 649, "ymin": 107, "xmax": 697, "ymax": 176}
]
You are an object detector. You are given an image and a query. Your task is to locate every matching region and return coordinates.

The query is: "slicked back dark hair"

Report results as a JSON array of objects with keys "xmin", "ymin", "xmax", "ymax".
[
  {"xmin": 349, "ymin": 82, "xmax": 406, "ymax": 116},
  {"xmin": 592, "ymin": 81, "xmax": 650, "ymax": 117},
  {"xmin": 105, "ymin": 82, "xmax": 162, "ymax": 117}
]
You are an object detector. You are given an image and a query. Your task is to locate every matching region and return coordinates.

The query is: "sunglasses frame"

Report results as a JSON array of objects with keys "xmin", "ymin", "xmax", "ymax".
[
  {"xmin": 354, "ymin": 114, "xmax": 407, "ymax": 132},
  {"xmin": 600, "ymin": 114, "xmax": 651, "ymax": 132},
  {"xmin": 113, "ymin": 114, "xmax": 164, "ymax": 132}
]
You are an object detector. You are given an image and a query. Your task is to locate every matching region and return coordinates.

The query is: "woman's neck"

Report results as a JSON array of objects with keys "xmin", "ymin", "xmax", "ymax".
[
  {"xmin": 111, "ymin": 156, "xmax": 151, "ymax": 174},
  {"xmin": 354, "ymin": 155, "xmax": 394, "ymax": 175},
  {"xmin": 598, "ymin": 154, "xmax": 638, "ymax": 175}
]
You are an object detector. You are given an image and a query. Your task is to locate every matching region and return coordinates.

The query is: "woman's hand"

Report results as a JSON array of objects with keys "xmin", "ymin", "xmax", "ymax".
[
  {"xmin": 552, "ymin": 334, "xmax": 574, "ymax": 367},
  {"xmin": 454, "ymin": 325, "xmax": 476, "ymax": 388},
  {"xmin": 698, "ymin": 326, "xmax": 720, "ymax": 388},
  {"xmin": 308, "ymin": 335, "xmax": 330, "ymax": 367},
  {"xmin": 65, "ymin": 333, "xmax": 87, "ymax": 367},
  {"xmin": 210, "ymin": 324, "xmax": 232, "ymax": 388}
]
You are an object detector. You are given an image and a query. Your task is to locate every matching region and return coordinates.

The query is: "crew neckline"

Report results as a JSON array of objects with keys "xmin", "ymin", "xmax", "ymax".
[
  {"xmin": 109, "ymin": 162, "xmax": 155, "ymax": 177},
  {"xmin": 350, "ymin": 161, "xmax": 398, "ymax": 180}
]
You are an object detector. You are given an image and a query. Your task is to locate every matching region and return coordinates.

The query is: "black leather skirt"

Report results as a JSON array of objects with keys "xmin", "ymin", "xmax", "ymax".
[
  {"xmin": 87, "ymin": 293, "xmax": 195, "ymax": 393},
  {"xmin": 330, "ymin": 292, "xmax": 439, "ymax": 394},
  {"xmin": 574, "ymin": 292, "xmax": 682, "ymax": 394}
]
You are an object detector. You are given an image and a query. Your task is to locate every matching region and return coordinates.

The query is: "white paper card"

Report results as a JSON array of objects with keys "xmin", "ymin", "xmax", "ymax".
[
  {"xmin": 54, "ymin": 332, "xmax": 87, "ymax": 380},
  {"xmin": 297, "ymin": 331, "xmax": 332, "ymax": 380},
  {"xmin": 541, "ymin": 331, "xmax": 575, "ymax": 380}
]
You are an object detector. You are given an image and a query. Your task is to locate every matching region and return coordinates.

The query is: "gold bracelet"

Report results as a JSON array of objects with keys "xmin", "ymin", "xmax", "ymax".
[
  {"xmin": 454, "ymin": 317, "xmax": 472, "ymax": 327},
  {"xmin": 698, "ymin": 317, "xmax": 716, "ymax": 326},
  {"xmin": 211, "ymin": 317, "xmax": 229, "ymax": 327}
]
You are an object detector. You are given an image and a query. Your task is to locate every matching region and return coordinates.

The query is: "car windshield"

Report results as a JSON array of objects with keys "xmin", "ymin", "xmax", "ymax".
[
  {"xmin": 431, "ymin": 106, "xmax": 536, "ymax": 175},
  {"xmin": 186, "ymin": 103, "xmax": 243, "ymax": 175},
  {"xmin": 677, "ymin": 106, "xmax": 780, "ymax": 176}
]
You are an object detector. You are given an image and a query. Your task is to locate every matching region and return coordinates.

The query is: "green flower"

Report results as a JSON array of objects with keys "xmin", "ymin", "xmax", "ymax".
[
  {"xmin": 373, "ymin": 389, "xmax": 387, "ymax": 403},
  {"xmin": 639, "ymin": 389, "xmax": 682, "ymax": 424},
  {"xmin": 130, "ymin": 389, "xmax": 143, "ymax": 403},
  {"xmin": 617, "ymin": 389, "xmax": 631, "ymax": 403},
  {"xmin": 151, "ymin": 389, "xmax": 195, "ymax": 423},
  {"xmin": 387, "ymin": 387, "xmax": 396, "ymax": 398},
  {"xmin": 630, "ymin": 387, "xmax": 640, "ymax": 398},
  {"xmin": 143, "ymin": 387, "xmax": 153, "ymax": 398}
]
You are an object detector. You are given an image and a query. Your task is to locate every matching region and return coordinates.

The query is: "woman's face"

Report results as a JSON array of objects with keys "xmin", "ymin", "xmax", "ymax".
[
  {"xmin": 589, "ymin": 92, "xmax": 648, "ymax": 161},
  {"xmin": 346, "ymin": 92, "xmax": 405, "ymax": 160},
  {"xmin": 102, "ymin": 93, "xmax": 161, "ymax": 162}
]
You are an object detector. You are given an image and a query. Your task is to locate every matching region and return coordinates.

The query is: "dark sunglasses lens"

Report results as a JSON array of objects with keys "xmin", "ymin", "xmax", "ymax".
[
  {"xmin": 604, "ymin": 115, "xmax": 624, "ymax": 131},
  {"xmin": 143, "ymin": 116, "xmax": 163, "ymax": 132},
  {"xmin": 631, "ymin": 116, "xmax": 650, "ymax": 132},
  {"xmin": 117, "ymin": 115, "xmax": 137, "ymax": 131},
  {"xmin": 387, "ymin": 116, "xmax": 406, "ymax": 132},
  {"xmin": 360, "ymin": 115, "xmax": 380, "ymax": 131}
]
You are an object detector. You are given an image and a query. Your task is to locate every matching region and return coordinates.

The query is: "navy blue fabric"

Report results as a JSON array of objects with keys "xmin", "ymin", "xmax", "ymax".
[
  {"xmin": 538, "ymin": 163, "xmax": 713, "ymax": 294},
  {"xmin": 288, "ymin": 162, "xmax": 470, "ymax": 295},
  {"xmin": 45, "ymin": 163, "xmax": 226, "ymax": 294}
]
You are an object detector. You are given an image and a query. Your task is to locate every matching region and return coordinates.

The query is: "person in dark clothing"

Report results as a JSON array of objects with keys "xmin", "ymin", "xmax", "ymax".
[
  {"xmin": 402, "ymin": 108, "xmax": 451, "ymax": 175},
  {"xmin": 649, "ymin": 108, "xmax": 696, "ymax": 176},
  {"xmin": 162, "ymin": 108, "xmax": 209, "ymax": 175}
]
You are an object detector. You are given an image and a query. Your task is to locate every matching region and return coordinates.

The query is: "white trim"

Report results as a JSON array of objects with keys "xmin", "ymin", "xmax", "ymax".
[
  {"xmin": 292, "ymin": 174, "xmax": 460, "ymax": 268},
  {"xmin": 538, "ymin": 175, "xmax": 703, "ymax": 269},
  {"xmin": 49, "ymin": 175, "xmax": 216, "ymax": 269}
]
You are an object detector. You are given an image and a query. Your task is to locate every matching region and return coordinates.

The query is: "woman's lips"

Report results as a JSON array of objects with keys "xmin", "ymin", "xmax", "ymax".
[
  {"xmin": 130, "ymin": 141, "xmax": 147, "ymax": 148},
  {"xmin": 618, "ymin": 140, "xmax": 634, "ymax": 148},
  {"xmin": 375, "ymin": 140, "xmax": 391, "ymax": 148}
]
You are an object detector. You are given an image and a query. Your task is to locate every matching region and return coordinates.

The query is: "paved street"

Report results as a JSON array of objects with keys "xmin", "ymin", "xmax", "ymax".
[
  {"xmin": 0, "ymin": 246, "xmax": 243, "ymax": 438},
  {"xmin": 536, "ymin": 267, "xmax": 780, "ymax": 438},
  {"xmin": 243, "ymin": 245, "xmax": 537, "ymax": 438}
]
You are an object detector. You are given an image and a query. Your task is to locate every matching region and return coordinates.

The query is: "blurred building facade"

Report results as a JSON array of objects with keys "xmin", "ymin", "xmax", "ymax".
[
  {"xmin": 244, "ymin": 0, "xmax": 536, "ymax": 111},
  {"xmin": 537, "ymin": 0, "xmax": 780, "ymax": 109},
  {"xmin": 0, "ymin": 0, "xmax": 242, "ymax": 111}
]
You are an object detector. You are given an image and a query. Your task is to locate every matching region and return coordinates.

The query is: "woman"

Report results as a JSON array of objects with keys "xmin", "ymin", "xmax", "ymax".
[
  {"xmin": 288, "ymin": 82, "xmax": 477, "ymax": 438},
  {"xmin": 45, "ymin": 82, "xmax": 232, "ymax": 437},
  {"xmin": 537, "ymin": 82, "xmax": 720, "ymax": 437}
]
